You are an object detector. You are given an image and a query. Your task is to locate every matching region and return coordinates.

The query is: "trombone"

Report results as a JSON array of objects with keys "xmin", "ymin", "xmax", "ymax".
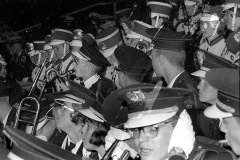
[{"xmin": 13, "ymin": 57, "xmax": 48, "ymax": 135}]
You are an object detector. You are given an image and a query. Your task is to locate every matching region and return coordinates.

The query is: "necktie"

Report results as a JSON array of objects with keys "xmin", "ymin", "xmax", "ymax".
[{"xmin": 65, "ymin": 142, "xmax": 76, "ymax": 152}]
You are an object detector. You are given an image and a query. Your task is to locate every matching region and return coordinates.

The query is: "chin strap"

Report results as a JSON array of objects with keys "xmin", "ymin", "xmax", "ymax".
[
  {"xmin": 210, "ymin": 21, "xmax": 220, "ymax": 39},
  {"xmin": 63, "ymin": 43, "xmax": 66, "ymax": 58},
  {"xmin": 232, "ymin": 4, "xmax": 239, "ymax": 31}
]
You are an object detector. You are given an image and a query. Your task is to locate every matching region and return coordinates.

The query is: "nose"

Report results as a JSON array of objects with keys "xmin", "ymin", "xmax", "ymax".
[
  {"xmin": 81, "ymin": 123, "xmax": 88, "ymax": 136},
  {"xmin": 197, "ymin": 79, "xmax": 204, "ymax": 90},
  {"xmin": 56, "ymin": 106, "xmax": 63, "ymax": 115},
  {"xmin": 138, "ymin": 130, "xmax": 149, "ymax": 143}
]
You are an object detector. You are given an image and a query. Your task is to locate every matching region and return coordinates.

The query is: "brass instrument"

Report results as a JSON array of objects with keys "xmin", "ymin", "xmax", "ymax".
[
  {"xmin": 14, "ymin": 96, "xmax": 40, "ymax": 135},
  {"xmin": 45, "ymin": 68, "xmax": 74, "ymax": 82},
  {"xmin": 102, "ymin": 139, "xmax": 132, "ymax": 160},
  {"xmin": 28, "ymin": 57, "xmax": 48, "ymax": 97},
  {"xmin": 13, "ymin": 57, "xmax": 48, "ymax": 137}
]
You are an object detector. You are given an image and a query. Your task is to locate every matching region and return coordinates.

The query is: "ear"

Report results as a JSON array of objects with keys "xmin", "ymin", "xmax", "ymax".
[
  {"xmin": 158, "ymin": 54, "xmax": 166, "ymax": 66},
  {"xmin": 118, "ymin": 71, "xmax": 126, "ymax": 82},
  {"xmin": 87, "ymin": 63, "xmax": 95, "ymax": 71}
]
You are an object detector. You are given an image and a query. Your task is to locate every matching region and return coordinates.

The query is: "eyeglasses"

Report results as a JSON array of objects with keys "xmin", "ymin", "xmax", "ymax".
[
  {"xmin": 114, "ymin": 67, "xmax": 126, "ymax": 75},
  {"xmin": 55, "ymin": 101, "xmax": 75, "ymax": 112},
  {"xmin": 128, "ymin": 116, "xmax": 178, "ymax": 139}
]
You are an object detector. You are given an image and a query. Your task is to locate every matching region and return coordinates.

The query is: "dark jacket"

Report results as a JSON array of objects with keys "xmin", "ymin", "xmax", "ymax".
[
  {"xmin": 189, "ymin": 136, "xmax": 237, "ymax": 160},
  {"xmin": 89, "ymin": 76, "xmax": 117, "ymax": 104}
]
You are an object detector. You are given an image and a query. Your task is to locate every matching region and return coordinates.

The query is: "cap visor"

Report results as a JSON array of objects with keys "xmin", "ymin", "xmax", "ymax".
[
  {"xmin": 55, "ymin": 97, "xmax": 84, "ymax": 105},
  {"xmin": 109, "ymin": 127, "xmax": 130, "ymax": 140},
  {"xmin": 191, "ymin": 70, "xmax": 206, "ymax": 77},
  {"xmin": 71, "ymin": 51, "xmax": 87, "ymax": 60},
  {"xmin": 204, "ymin": 104, "xmax": 233, "ymax": 119},
  {"xmin": 125, "ymin": 111, "xmax": 177, "ymax": 128},
  {"xmin": 78, "ymin": 108, "xmax": 104, "ymax": 122}
]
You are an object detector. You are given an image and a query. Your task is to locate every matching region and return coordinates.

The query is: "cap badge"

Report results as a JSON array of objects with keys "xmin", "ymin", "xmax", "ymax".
[
  {"xmin": 127, "ymin": 90, "xmax": 145, "ymax": 102},
  {"xmin": 127, "ymin": 82, "xmax": 162, "ymax": 110}
]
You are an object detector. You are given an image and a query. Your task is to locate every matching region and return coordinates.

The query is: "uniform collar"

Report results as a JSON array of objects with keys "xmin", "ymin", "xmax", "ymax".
[
  {"xmin": 84, "ymin": 74, "xmax": 100, "ymax": 89},
  {"xmin": 61, "ymin": 135, "xmax": 83, "ymax": 154},
  {"xmin": 168, "ymin": 71, "xmax": 185, "ymax": 88},
  {"xmin": 206, "ymin": 35, "xmax": 224, "ymax": 46}
]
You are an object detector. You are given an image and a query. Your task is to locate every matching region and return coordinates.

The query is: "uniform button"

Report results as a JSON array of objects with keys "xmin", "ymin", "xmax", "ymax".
[{"xmin": 198, "ymin": 146, "xmax": 202, "ymax": 149}]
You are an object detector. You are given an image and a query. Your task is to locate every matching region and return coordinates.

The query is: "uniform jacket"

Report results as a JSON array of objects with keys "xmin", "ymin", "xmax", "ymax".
[
  {"xmin": 221, "ymin": 29, "xmax": 240, "ymax": 64},
  {"xmin": 31, "ymin": 61, "xmax": 54, "ymax": 91},
  {"xmin": 199, "ymin": 35, "xmax": 226, "ymax": 57},
  {"xmin": 86, "ymin": 75, "xmax": 117, "ymax": 104},
  {"xmin": 9, "ymin": 50, "xmax": 33, "ymax": 81},
  {"xmin": 189, "ymin": 136, "xmax": 237, "ymax": 160},
  {"xmin": 172, "ymin": 71, "xmax": 208, "ymax": 136},
  {"xmin": 54, "ymin": 52, "xmax": 75, "ymax": 92},
  {"xmin": 49, "ymin": 130, "xmax": 100, "ymax": 159}
]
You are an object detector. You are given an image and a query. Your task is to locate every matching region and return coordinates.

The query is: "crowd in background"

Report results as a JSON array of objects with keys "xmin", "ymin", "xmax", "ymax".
[{"xmin": 0, "ymin": 0, "xmax": 239, "ymax": 160}]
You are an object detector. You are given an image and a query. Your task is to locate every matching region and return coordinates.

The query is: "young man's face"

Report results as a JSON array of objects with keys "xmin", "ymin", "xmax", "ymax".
[
  {"xmin": 0, "ymin": 64, "xmax": 7, "ymax": 79},
  {"xmin": 220, "ymin": 116, "xmax": 240, "ymax": 155},
  {"xmin": 223, "ymin": 10, "xmax": 240, "ymax": 31},
  {"xmin": 117, "ymin": 69, "xmax": 126, "ymax": 88},
  {"xmin": 133, "ymin": 122, "xmax": 174, "ymax": 160},
  {"xmin": 197, "ymin": 77, "xmax": 218, "ymax": 104},
  {"xmin": 82, "ymin": 121, "xmax": 98, "ymax": 150},
  {"xmin": 52, "ymin": 44, "xmax": 65, "ymax": 59},
  {"xmin": 151, "ymin": 49, "xmax": 164, "ymax": 78},
  {"xmin": 73, "ymin": 56, "xmax": 90, "ymax": 79},
  {"xmin": 55, "ymin": 102, "xmax": 76, "ymax": 131},
  {"xmin": 200, "ymin": 21, "xmax": 218, "ymax": 38}
]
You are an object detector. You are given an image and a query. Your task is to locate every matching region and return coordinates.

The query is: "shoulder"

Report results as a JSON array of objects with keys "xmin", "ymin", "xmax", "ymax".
[
  {"xmin": 189, "ymin": 136, "xmax": 236, "ymax": 160},
  {"xmin": 99, "ymin": 77, "xmax": 117, "ymax": 95},
  {"xmin": 174, "ymin": 72, "xmax": 198, "ymax": 91}
]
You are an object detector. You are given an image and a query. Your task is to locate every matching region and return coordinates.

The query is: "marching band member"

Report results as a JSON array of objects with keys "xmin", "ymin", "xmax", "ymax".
[
  {"xmin": 0, "ymin": 54, "xmax": 7, "ymax": 82},
  {"xmin": 45, "ymin": 80, "xmax": 99, "ymax": 158},
  {"xmin": 199, "ymin": 6, "xmax": 226, "ymax": 57},
  {"xmin": 204, "ymin": 68, "xmax": 240, "ymax": 158},
  {"xmin": 49, "ymin": 28, "xmax": 74, "ymax": 92},
  {"xmin": 114, "ymin": 46, "xmax": 152, "ymax": 88},
  {"xmin": 147, "ymin": 0, "xmax": 172, "ymax": 28},
  {"xmin": 95, "ymin": 27, "xmax": 123, "ymax": 87},
  {"xmin": 123, "ymin": 20, "xmax": 154, "ymax": 55},
  {"xmin": 9, "ymin": 35, "xmax": 33, "ymax": 81},
  {"xmin": 72, "ymin": 35, "xmax": 117, "ymax": 104},
  {"xmin": 192, "ymin": 49, "xmax": 237, "ymax": 140}
]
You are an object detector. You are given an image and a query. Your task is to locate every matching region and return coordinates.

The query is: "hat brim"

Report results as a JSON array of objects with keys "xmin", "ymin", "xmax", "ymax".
[
  {"xmin": 78, "ymin": 108, "xmax": 104, "ymax": 122},
  {"xmin": 4, "ymin": 126, "xmax": 84, "ymax": 160},
  {"xmin": 191, "ymin": 70, "xmax": 206, "ymax": 77},
  {"xmin": 204, "ymin": 104, "xmax": 233, "ymax": 119},
  {"xmin": 125, "ymin": 110, "xmax": 177, "ymax": 128},
  {"xmin": 108, "ymin": 127, "xmax": 130, "ymax": 140},
  {"xmin": 71, "ymin": 51, "xmax": 88, "ymax": 60},
  {"xmin": 55, "ymin": 94, "xmax": 86, "ymax": 105}
]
